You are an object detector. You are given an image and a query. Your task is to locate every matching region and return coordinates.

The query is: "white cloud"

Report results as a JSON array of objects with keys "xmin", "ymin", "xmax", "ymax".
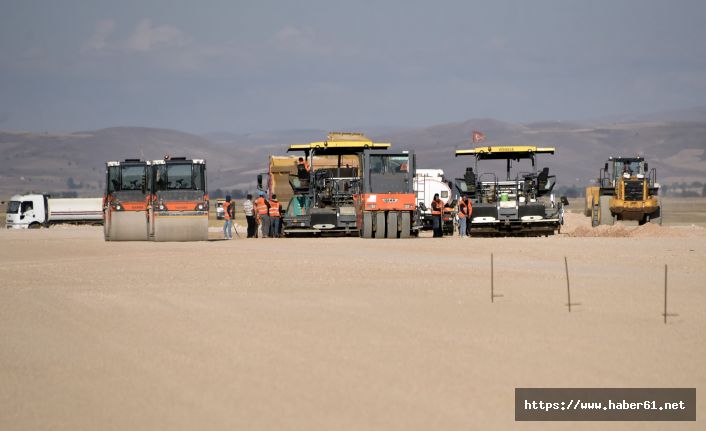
[
  {"xmin": 122, "ymin": 19, "xmax": 191, "ymax": 53},
  {"xmin": 82, "ymin": 19, "xmax": 190, "ymax": 54},
  {"xmin": 272, "ymin": 26, "xmax": 331, "ymax": 56},
  {"xmin": 82, "ymin": 19, "xmax": 117, "ymax": 52}
]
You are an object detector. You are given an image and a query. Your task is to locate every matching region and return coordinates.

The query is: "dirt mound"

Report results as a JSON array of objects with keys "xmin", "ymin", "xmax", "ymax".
[{"xmin": 567, "ymin": 221, "xmax": 685, "ymax": 238}]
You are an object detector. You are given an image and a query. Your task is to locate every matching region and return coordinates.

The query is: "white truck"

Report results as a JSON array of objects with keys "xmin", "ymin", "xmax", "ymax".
[
  {"xmin": 5, "ymin": 194, "xmax": 103, "ymax": 229},
  {"xmin": 414, "ymin": 169, "xmax": 455, "ymax": 233}
]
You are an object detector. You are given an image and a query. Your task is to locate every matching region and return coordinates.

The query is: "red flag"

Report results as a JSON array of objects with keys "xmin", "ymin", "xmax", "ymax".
[{"xmin": 472, "ymin": 130, "xmax": 485, "ymax": 144}]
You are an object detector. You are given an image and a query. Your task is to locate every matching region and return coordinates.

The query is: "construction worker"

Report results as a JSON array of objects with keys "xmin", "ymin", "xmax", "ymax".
[
  {"xmin": 464, "ymin": 195, "xmax": 472, "ymax": 236},
  {"xmin": 254, "ymin": 191, "xmax": 270, "ymax": 238},
  {"xmin": 431, "ymin": 193, "xmax": 443, "ymax": 238},
  {"xmin": 297, "ymin": 157, "xmax": 310, "ymax": 173},
  {"xmin": 457, "ymin": 196, "xmax": 468, "ymax": 237},
  {"xmin": 222, "ymin": 195, "xmax": 233, "ymax": 240},
  {"xmin": 243, "ymin": 194, "xmax": 256, "ymax": 238},
  {"xmin": 268, "ymin": 194, "xmax": 281, "ymax": 238}
]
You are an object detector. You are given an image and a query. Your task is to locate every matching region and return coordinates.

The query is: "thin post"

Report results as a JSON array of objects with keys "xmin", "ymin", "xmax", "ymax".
[
  {"xmin": 491, "ymin": 253, "xmax": 494, "ymax": 303},
  {"xmin": 565, "ymin": 256, "xmax": 571, "ymax": 312},
  {"xmin": 664, "ymin": 264, "xmax": 667, "ymax": 325}
]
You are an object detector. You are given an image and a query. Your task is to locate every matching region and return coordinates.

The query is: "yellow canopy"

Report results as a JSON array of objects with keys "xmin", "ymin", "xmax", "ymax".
[
  {"xmin": 288, "ymin": 132, "xmax": 390, "ymax": 153},
  {"xmin": 455, "ymin": 145, "xmax": 555, "ymax": 159}
]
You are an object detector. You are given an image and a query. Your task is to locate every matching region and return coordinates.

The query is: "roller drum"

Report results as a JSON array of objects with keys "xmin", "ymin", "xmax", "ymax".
[
  {"xmin": 153, "ymin": 213, "xmax": 208, "ymax": 242},
  {"xmin": 106, "ymin": 211, "xmax": 149, "ymax": 241}
]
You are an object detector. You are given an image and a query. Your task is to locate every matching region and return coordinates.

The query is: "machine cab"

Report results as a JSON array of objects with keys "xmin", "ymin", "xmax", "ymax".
[
  {"xmin": 361, "ymin": 151, "xmax": 414, "ymax": 194},
  {"xmin": 151, "ymin": 157, "xmax": 207, "ymax": 210},
  {"xmin": 105, "ymin": 159, "xmax": 150, "ymax": 207}
]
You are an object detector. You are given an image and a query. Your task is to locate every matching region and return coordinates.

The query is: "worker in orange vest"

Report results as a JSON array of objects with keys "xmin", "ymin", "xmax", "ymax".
[
  {"xmin": 268, "ymin": 194, "xmax": 281, "ymax": 238},
  {"xmin": 431, "ymin": 193, "xmax": 443, "ymax": 238},
  {"xmin": 457, "ymin": 197, "xmax": 468, "ymax": 237},
  {"xmin": 464, "ymin": 196, "xmax": 472, "ymax": 236},
  {"xmin": 222, "ymin": 195, "xmax": 233, "ymax": 240},
  {"xmin": 254, "ymin": 192, "xmax": 270, "ymax": 238}
]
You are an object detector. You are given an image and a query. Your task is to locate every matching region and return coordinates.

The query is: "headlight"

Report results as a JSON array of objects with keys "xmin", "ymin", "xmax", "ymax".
[
  {"xmin": 115, "ymin": 204, "xmax": 122, "ymax": 211},
  {"xmin": 159, "ymin": 204, "xmax": 165, "ymax": 211},
  {"xmin": 197, "ymin": 204, "xmax": 204, "ymax": 210}
]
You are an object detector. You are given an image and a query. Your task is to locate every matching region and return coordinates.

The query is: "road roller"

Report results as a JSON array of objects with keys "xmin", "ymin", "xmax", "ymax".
[
  {"xmin": 149, "ymin": 157, "xmax": 209, "ymax": 241},
  {"xmin": 104, "ymin": 159, "xmax": 151, "ymax": 241}
]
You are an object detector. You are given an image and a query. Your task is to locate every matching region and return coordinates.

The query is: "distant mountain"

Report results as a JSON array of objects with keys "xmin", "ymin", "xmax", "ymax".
[
  {"xmin": 376, "ymin": 118, "xmax": 706, "ymax": 187},
  {"xmin": 1, "ymin": 111, "xmax": 705, "ymax": 200}
]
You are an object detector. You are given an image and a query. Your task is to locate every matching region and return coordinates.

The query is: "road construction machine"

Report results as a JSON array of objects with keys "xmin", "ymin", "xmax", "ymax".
[
  {"xmin": 454, "ymin": 145, "xmax": 566, "ymax": 236},
  {"xmin": 584, "ymin": 156, "xmax": 660, "ymax": 226},
  {"xmin": 104, "ymin": 159, "xmax": 151, "ymax": 241},
  {"xmin": 149, "ymin": 157, "xmax": 209, "ymax": 241},
  {"xmin": 282, "ymin": 132, "xmax": 419, "ymax": 238}
]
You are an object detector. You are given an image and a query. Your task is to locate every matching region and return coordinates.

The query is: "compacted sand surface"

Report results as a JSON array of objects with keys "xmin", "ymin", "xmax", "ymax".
[{"xmin": 1, "ymin": 220, "xmax": 705, "ymax": 430}]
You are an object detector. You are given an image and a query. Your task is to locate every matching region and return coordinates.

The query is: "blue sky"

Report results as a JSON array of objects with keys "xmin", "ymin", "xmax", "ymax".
[{"xmin": 1, "ymin": 0, "xmax": 705, "ymax": 132}]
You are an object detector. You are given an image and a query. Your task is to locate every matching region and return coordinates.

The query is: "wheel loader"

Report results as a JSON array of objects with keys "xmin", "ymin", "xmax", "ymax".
[{"xmin": 584, "ymin": 156, "xmax": 661, "ymax": 226}]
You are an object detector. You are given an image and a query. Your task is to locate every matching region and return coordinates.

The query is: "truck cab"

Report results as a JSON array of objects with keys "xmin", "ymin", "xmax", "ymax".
[{"xmin": 5, "ymin": 194, "xmax": 47, "ymax": 229}]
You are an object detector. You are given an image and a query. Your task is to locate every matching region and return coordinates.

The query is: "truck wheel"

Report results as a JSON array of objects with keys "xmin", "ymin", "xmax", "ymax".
[
  {"xmin": 599, "ymin": 195, "xmax": 614, "ymax": 226},
  {"xmin": 374, "ymin": 212, "xmax": 386, "ymax": 239},
  {"xmin": 386, "ymin": 211, "xmax": 398, "ymax": 238},
  {"xmin": 400, "ymin": 212, "xmax": 411, "ymax": 238},
  {"xmin": 29, "ymin": 222, "xmax": 41, "ymax": 229},
  {"xmin": 362, "ymin": 211, "xmax": 373, "ymax": 238}
]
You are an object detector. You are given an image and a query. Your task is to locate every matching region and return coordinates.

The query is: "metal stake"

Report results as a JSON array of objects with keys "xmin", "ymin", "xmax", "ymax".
[
  {"xmin": 565, "ymin": 256, "xmax": 571, "ymax": 312},
  {"xmin": 491, "ymin": 253, "xmax": 494, "ymax": 303},
  {"xmin": 664, "ymin": 264, "xmax": 667, "ymax": 325}
]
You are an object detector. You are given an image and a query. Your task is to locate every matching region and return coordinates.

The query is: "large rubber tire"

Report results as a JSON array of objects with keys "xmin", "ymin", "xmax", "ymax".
[
  {"xmin": 28, "ymin": 222, "xmax": 41, "ymax": 229},
  {"xmin": 591, "ymin": 198, "xmax": 600, "ymax": 227},
  {"xmin": 599, "ymin": 195, "xmax": 614, "ymax": 226},
  {"xmin": 400, "ymin": 212, "xmax": 411, "ymax": 238},
  {"xmin": 386, "ymin": 211, "xmax": 398, "ymax": 238},
  {"xmin": 374, "ymin": 212, "xmax": 386, "ymax": 239},
  {"xmin": 362, "ymin": 211, "xmax": 373, "ymax": 238},
  {"xmin": 653, "ymin": 201, "xmax": 662, "ymax": 226}
]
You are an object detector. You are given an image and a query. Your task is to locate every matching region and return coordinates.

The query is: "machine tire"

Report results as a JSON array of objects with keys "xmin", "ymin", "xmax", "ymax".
[
  {"xmin": 591, "ymin": 198, "xmax": 600, "ymax": 227},
  {"xmin": 28, "ymin": 222, "xmax": 41, "ymax": 229},
  {"xmin": 386, "ymin": 211, "xmax": 398, "ymax": 238},
  {"xmin": 599, "ymin": 195, "xmax": 614, "ymax": 226},
  {"xmin": 374, "ymin": 212, "xmax": 386, "ymax": 239},
  {"xmin": 362, "ymin": 211, "xmax": 373, "ymax": 238},
  {"xmin": 400, "ymin": 212, "xmax": 411, "ymax": 238},
  {"xmin": 653, "ymin": 201, "xmax": 662, "ymax": 226}
]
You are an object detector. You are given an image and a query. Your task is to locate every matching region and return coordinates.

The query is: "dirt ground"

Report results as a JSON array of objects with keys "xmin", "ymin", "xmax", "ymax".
[{"xmin": 1, "ymin": 213, "xmax": 705, "ymax": 430}]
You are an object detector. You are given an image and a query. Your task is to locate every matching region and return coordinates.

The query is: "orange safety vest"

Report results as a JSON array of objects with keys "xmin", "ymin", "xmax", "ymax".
[
  {"xmin": 222, "ymin": 201, "xmax": 232, "ymax": 220},
  {"xmin": 431, "ymin": 198, "xmax": 443, "ymax": 215},
  {"xmin": 268, "ymin": 199, "xmax": 280, "ymax": 217},
  {"xmin": 255, "ymin": 197, "xmax": 269, "ymax": 215},
  {"xmin": 458, "ymin": 201, "xmax": 467, "ymax": 218}
]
